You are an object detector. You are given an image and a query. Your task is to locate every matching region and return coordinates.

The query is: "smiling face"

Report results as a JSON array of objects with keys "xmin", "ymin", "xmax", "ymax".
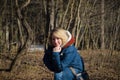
[
  {"xmin": 50, "ymin": 28, "xmax": 69, "ymax": 47},
  {"xmin": 52, "ymin": 35, "xmax": 62, "ymax": 47}
]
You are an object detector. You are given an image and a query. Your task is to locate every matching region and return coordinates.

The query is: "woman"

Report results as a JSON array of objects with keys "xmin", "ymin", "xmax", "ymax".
[{"xmin": 43, "ymin": 28, "xmax": 88, "ymax": 80}]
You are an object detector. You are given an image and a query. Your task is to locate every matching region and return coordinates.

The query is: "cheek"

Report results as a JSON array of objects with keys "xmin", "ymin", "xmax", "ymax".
[{"xmin": 59, "ymin": 40, "xmax": 63, "ymax": 45}]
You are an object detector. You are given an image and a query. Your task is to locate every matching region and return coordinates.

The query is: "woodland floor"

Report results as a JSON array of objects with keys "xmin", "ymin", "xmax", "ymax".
[{"xmin": 0, "ymin": 50, "xmax": 120, "ymax": 80}]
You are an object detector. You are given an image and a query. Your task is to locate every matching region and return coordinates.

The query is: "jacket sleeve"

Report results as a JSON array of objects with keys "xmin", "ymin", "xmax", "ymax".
[
  {"xmin": 43, "ymin": 49, "xmax": 56, "ymax": 72},
  {"xmin": 52, "ymin": 46, "xmax": 76, "ymax": 71}
]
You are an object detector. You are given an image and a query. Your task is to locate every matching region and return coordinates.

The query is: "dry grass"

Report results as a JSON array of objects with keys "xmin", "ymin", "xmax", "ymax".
[
  {"xmin": 0, "ymin": 50, "xmax": 120, "ymax": 80},
  {"xmin": 80, "ymin": 49, "xmax": 120, "ymax": 80}
]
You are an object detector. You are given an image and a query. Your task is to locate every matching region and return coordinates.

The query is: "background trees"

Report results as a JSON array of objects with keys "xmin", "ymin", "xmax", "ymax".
[{"xmin": 0, "ymin": 0, "xmax": 120, "ymax": 52}]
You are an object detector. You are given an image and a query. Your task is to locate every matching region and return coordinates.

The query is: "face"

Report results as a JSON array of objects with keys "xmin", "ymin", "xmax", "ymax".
[{"xmin": 52, "ymin": 35, "xmax": 62, "ymax": 47}]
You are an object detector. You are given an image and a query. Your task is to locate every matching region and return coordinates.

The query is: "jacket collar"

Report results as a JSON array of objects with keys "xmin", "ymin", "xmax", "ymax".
[{"xmin": 62, "ymin": 36, "xmax": 75, "ymax": 48}]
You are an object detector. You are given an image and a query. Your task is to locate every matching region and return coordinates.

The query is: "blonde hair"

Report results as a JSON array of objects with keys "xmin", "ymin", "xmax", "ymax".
[{"xmin": 49, "ymin": 28, "xmax": 69, "ymax": 46}]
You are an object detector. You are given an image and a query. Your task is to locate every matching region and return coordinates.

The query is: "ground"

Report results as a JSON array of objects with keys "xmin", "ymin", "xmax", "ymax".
[{"xmin": 0, "ymin": 50, "xmax": 120, "ymax": 80}]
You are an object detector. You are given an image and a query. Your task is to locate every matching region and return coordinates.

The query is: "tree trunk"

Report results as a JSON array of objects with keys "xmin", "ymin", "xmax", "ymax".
[{"xmin": 101, "ymin": 0, "xmax": 105, "ymax": 49}]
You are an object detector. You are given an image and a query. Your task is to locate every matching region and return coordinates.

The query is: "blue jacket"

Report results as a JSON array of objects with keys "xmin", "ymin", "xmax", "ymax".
[{"xmin": 43, "ymin": 45, "xmax": 85, "ymax": 80}]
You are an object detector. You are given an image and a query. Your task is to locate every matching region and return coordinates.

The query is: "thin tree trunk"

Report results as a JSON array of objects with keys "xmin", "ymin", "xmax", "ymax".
[{"xmin": 101, "ymin": 0, "xmax": 105, "ymax": 49}]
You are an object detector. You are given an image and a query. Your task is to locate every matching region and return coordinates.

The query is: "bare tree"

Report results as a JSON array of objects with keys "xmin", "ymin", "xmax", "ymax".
[
  {"xmin": 101, "ymin": 0, "xmax": 105, "ymax": 49},
  {"xmin": 0, "ymin": 0, "xmax": 33, "ymax": 71}
]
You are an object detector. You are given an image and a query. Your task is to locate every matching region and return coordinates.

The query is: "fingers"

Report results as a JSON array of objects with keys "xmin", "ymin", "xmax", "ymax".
[{"xmin": 53, "ymin": 46, "xmax": 61, "ymax": 52}]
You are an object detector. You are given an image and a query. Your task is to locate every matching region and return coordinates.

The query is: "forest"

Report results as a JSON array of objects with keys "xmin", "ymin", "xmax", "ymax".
[{"xmin": 0, "ymin": 0, "xmax": 120, "ymax": 80}]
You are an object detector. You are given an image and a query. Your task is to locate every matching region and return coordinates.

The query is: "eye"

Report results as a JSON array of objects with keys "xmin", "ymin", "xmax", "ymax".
[{"xmin": 56, "ymin": 37, "xmax": 60, "ymax": 39}]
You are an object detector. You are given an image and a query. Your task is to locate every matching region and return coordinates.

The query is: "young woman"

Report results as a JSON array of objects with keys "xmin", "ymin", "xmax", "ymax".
[{"xmin": 43, "ymin": 28, "xmax": 88, "ymax": 80}]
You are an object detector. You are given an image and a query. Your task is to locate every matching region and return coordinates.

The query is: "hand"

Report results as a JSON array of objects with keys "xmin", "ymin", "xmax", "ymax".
[{"xmin": 53, "ymin": 46, "xmax": 61, "ymax": 52}]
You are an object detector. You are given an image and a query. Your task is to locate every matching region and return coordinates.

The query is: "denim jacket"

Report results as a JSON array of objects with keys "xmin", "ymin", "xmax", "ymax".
[{"xmin": 43, "ymin": 45, "xmax": 85, "ymax": 74}]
